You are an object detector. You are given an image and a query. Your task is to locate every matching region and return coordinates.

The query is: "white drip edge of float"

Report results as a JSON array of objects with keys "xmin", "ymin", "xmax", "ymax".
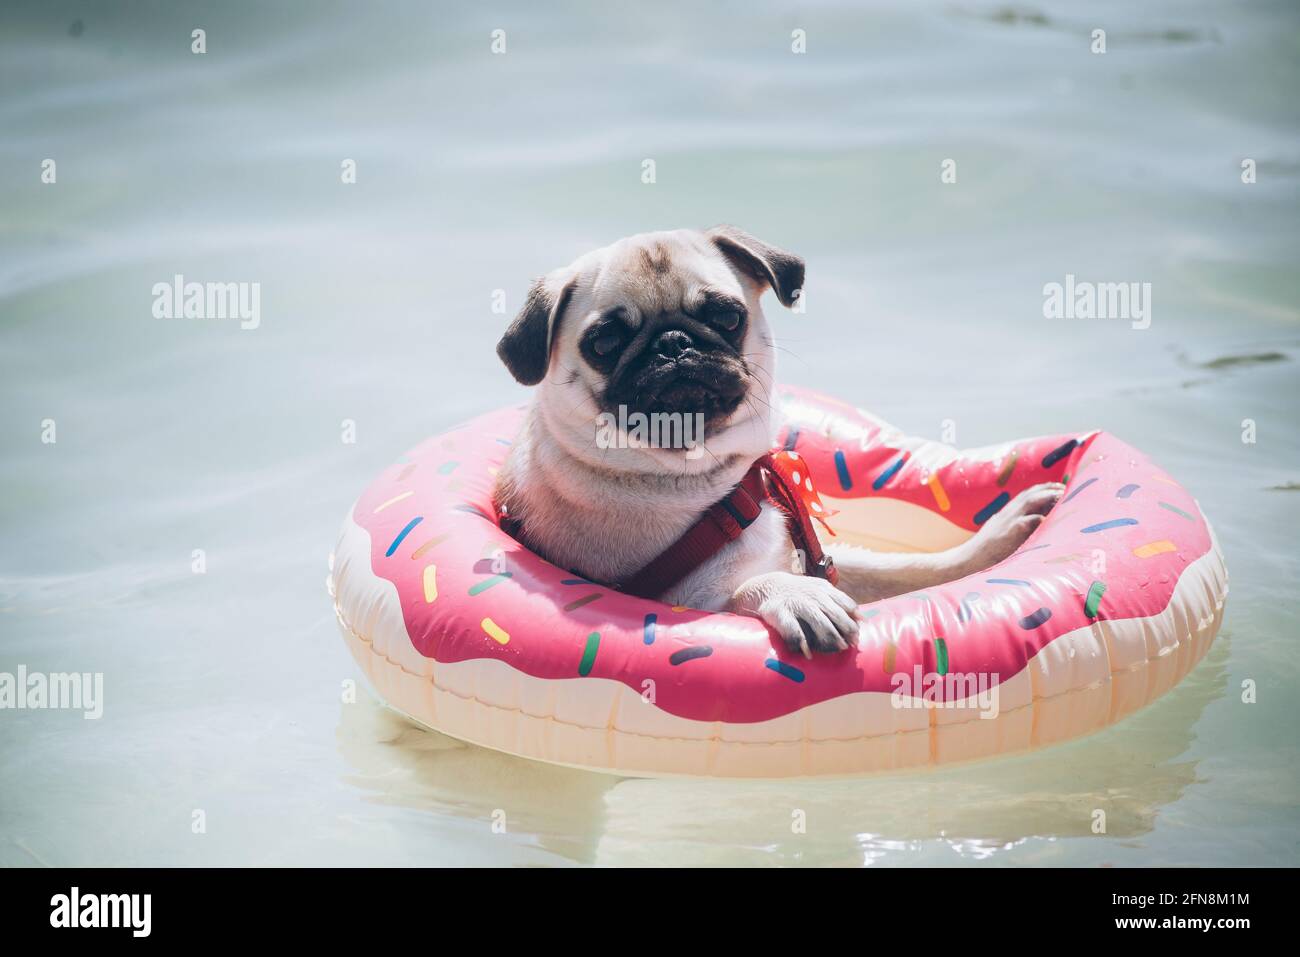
[{"xmin": 329, "ymin": 504, "xmax": 1228, "ymax": 779}]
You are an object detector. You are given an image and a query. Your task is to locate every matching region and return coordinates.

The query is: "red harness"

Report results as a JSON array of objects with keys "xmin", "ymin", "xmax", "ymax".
[{"xmin": 619, "ymin": 451, "xmax": 837, "ymax": 600}]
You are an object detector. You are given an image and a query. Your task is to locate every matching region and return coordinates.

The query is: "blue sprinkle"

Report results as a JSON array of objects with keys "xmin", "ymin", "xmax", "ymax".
[
  {"xmin": 1019, "ymin": 607, "xmax": 1052, "ymax": 629},
  {"xmin": 560, "ymin": 578, "xmax": 593, "ymax": 585},
  {"xmin": 1041, "ymin": 439, "xmax": 1078, "ymax": 468},
  {"xmin": 1082, "ymin": 518, "xmax": 1138, "ymax": 533},
  {"xmin": 834, "ymin": 449, "xmax": 852, "ymax": 490},
  {"xmin": 495, "ymin": 437, "xmax": 513, "ymax": 446},
  {"xmin": 872, "ymin": 456, "xmax": 906, "ymax": 491},
  {"xmin": 783, "ymin": 427, "xmax": 801, "ymax": 451},
  {"xmin": 987, "ymin": 578, "xmax": 1032, "ymax": 587},
  {"xmin": 974, "ymin": 492, "xmax": 1010, "ymax": 526},
  {"xmin": 385, "ymin": 516, "xmax": 423, "ymax": 557},
  {"xmin": 1116, "ymin": 483, "xmax": 1140, "ymax": 499},
  {"xmin": 643, "ymin": 613, "xmax": 657, "ymax": 645},
  {"xmin": 765, "ymin": 658, "xmax": 806, "ymax": 682},
  {"xmin": 1061, "ymin": 476, "xmax": 1098, "ymax": 503},
  {"xmin": 453, "ymin": 504, "xmax": 492, "ymax": 520},
  {"xmin": 669, "ymin": 646, "xmax": 713, "ymax": 665}
]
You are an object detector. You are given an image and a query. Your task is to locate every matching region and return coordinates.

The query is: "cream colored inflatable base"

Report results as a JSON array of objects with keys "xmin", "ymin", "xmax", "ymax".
[{"xmin": 330, "ymin": 510, "xmax": 1228, "ymax": 779}]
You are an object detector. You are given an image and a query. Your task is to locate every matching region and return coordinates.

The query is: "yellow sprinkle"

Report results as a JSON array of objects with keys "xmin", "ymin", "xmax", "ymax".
[
  {"xmin": 671, "ymin": 605, "xmax": 688, "ymax": 613},
  {"xmin": 422, "ymin": 565, "xmax": 438, "ymax": 602},
  {"xmin": 481, "ymin": 617, "xmax": 509, "ymax": 644},
  {"xmin": 1134, "ymin": 540, "xmax": 1176, "ymax": 558},
  {"xmin": 373, "ymin": 490, "xmax": 414, "ymax": 513},
  {"xmin": 927, "ymin": 473, "xmax": 951, "ymax": 512}
]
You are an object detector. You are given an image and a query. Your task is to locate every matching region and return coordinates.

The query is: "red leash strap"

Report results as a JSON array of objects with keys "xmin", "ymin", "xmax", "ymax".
[
  {"xmin": 618, "ymin": 467, "xmax": 766, "ymax": 599},
  {"xmin": 618, "ymin": 453, "xmax": 837, "ymax": 600}
]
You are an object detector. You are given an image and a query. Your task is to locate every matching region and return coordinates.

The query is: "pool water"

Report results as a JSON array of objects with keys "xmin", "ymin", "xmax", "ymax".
[{"xmin": 1, "ymin": 0, "xmax": 1297, "ymax": 866}]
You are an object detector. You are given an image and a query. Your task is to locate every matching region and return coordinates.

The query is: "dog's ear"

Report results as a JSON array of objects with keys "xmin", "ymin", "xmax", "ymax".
[
  {"xmin": 707, "ymin": 225, "xmax": 804, "ymax": 308},
  {"xmin": 496, "ymin": 272, "xmax": 577, "ymax": 385}
]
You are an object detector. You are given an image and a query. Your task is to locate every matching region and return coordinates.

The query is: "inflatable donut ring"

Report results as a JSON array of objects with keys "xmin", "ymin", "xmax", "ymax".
[{"xmin": 329, "ymin": 386, "xmax": 1227, "ymax": 777}]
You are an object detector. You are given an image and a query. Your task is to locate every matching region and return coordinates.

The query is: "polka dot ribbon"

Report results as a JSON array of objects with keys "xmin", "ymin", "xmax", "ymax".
[{"xmin": 765, "ymin": 449, "xmax": 838, "ymax": 538}]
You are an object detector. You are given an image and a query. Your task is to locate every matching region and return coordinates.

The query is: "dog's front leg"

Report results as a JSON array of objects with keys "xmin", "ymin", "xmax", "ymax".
[
  {"xmin": 729, "ymin": 572, "xmax": 862, "ymax": 658},
  {"xmin": 828, "ymin": 481, "xmax": 1065, "ymax": 604}
]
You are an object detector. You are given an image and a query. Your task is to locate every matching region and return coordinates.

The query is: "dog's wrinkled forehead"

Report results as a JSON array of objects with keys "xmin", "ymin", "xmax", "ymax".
[{"xmin": 582, "ymin": 230, "xmax": 739, "ymax": 323}]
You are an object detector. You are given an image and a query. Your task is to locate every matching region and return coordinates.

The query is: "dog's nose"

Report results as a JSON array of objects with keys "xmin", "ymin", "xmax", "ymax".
[{"xmin": 653, "ymin": 329, "xmax": 692, "ymax": 359}]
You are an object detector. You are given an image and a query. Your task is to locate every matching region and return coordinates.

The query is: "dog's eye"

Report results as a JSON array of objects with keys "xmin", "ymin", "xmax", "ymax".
[
  {"xmin": 711, "ymin": 309, "xmax": 743, "ymax": 332},
  {"xmin": 697, "ymin": 294, "xmax": 746, "ymax": 333},
  {"xmin": 592, "ymin": 331, "xmax": 623, "ymax": 356},
  {"xmin": 581, "ymin": 318, "xmax": 629, "ymax": 368}
]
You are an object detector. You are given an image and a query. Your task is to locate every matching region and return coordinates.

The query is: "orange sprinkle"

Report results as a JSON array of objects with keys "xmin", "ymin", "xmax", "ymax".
[
  {"xmin": 1134, "ymin": 540, "xmax": 1176, "ymax": 558},
  {"xmin": 927, "ymin": 473, "xmax": 951, "ymax": 512}
]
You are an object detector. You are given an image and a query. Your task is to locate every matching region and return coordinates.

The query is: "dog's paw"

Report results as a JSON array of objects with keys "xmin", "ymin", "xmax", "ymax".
[
  {"xmin": 735, "ymin": 573, "xmax": 861, "ymax": 659},
  {"xmin": 965, "ymin": 481, "xmax": 1065, "ymax": 570}
]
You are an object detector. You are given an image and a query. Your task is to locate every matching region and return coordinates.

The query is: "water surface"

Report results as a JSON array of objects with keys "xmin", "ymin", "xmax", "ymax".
[{"xmin": 2, "ymin": 0, "xmax": 1298, "ymax": 866}]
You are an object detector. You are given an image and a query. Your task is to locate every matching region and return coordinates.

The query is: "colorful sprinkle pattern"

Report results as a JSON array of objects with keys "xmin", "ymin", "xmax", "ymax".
[{"xmin": 344, "ymin": 386, "xmax": 1217, "ymax": 724}]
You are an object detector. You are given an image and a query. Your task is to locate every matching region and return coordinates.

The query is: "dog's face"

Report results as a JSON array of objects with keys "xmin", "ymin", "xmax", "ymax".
[{"xmin": 497, "ymin": 226, "xmax": 804, "ymax": 472}]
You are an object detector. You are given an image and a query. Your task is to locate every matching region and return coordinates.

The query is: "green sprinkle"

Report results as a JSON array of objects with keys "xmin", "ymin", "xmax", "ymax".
[
  {"xmin": 934, "ymin": 637, "xmax": 949, "ymax": 676},
  {"xmin": 1158, "ymin": 501, "xmax": 1194, "ymax": 521},
  {"xmin": 1085, "ymin": 581, "xmax": 1107, "ymax": 618},
  {"xmin": 468, "ymin": 573, "xmax": 512, "ymax": 595},
  {"xmin": 578, "ymin": 632, "xmax": 600, "ymax": 676}
]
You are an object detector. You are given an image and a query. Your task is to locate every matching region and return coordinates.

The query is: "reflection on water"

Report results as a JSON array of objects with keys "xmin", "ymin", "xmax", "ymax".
[
  {"xmin": 337, "ymin": 698, "xmax": 619, "ymax": 866},
  {"xmin": 335, "ymin": 638, "xmax": 1229, "ymax": 866},
  {"xmin": 599, "ymin": 640, "xmax": 1231, "ymax": 866},
  {"xmin": 2, "ymin": 0, "xmax": 1298, "ymax": 865}
]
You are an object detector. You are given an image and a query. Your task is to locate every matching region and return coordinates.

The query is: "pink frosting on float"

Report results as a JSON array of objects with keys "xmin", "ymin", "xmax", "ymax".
[{"xmin": 351, "ymin": 387, "xmax": 1213, "ymax": 725}]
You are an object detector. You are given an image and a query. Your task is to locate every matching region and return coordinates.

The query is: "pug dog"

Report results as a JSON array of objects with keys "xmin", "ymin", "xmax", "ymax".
[{"xmin": 493, "ymin": 227, "xmax": 1063, "ymax": 657}]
